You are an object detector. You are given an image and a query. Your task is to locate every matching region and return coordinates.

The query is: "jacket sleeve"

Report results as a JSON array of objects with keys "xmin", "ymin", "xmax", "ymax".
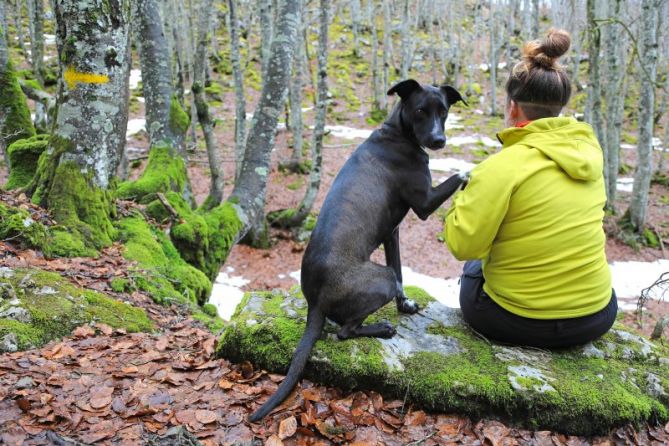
[{"xmin": 444, "ymin": 153, "xmax": 516, "ymax": 260}]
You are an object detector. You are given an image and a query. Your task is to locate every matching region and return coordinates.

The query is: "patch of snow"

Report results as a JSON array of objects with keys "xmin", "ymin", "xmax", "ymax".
[
  {"xmin": 429, "ymin": 157, "xmax": 476, "ymax": 173},
  {"xmin": 126, "ymin": 119, "xmax": 146, "ymax": 138},
  {"xmin": 129, "ymin": 70, "xmax": 142, "ymax": 90},
  {"xmin": 44, "ymin": 34, "xmax": 56, "ymax": 45},
  {"xmin": 136, "ymin": 97, "xmax": 145, "ymax": 103},
  {"xmin": 620, "ymin": 143, "xmax": 635, "ymax": 150},
  {"xmin": 324, "ymin": 125, "xmax": 373, "ymax": 140},
  {"xmin": 617, "ymin": 177, "xmax": 634, "ymax": 193},
  {"xmin": 611, "ymin": 259, "xmax": 669, "ymax": 302},
  {"xmin": 209, "ymin": 272, "xmax": 250, "ymax": 321}
]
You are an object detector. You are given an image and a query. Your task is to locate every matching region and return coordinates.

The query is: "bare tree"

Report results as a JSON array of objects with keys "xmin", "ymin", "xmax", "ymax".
[
  {"xmin": 228, "ymin": 0, "xmax": 246, "ymax": 179},
  {"xmin": 26, "ymin": 0, "xmax": 46, "ymax": 132},
  {"xmin": 368, "ymin": 0, "xmax": 381, "ymax": 112},
  {"xmin": 381, "ymin": 0, "xmax": 391, "ymax": 111},
  {"xmin": 350, "ymin": 0, "xmax": 360, "ymax": 56},
  {"xmin": 286, "ymin": 6, "xmax": 305, "ymax": 171},
  {"xmin": 627, "ymin": 0, "xmax": 660, "ymax": 231},
  {"xmin": 585, "ymin": 0, "xmax": 604, "ymax": 145},
  {"xmin": 270, "ymin": 0, "xmax": 328, "ymax": 228},
  {"xmin": 193, "ymin": 0, "xmax": 224, "ymax": 208},
  {"xmin": 601, "ymin": 0, "xmax": 627, "ymax": 209},
  {"xmin": 258, "ymin": 0, "xmax": 273, "ymax": 79},
  {"xmin": 29, "ymin": 0, "xmax": 131, "ymax": 255},
  {"xmin": 231, "ymin": 0, "xmax": 301, "ymax": 245}
]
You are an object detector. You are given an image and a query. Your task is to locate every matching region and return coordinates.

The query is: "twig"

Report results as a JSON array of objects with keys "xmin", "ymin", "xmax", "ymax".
[
  {"xmin": 405, "ymin": 431, "xmax": 438, "ymax": 446},
  {"xmin": 637, "ymin": 272, "xmax": 669, "ymax": 325},
  {"xmin": 156, "ymin": 193, "xmax": 179, "ymax": 220}
]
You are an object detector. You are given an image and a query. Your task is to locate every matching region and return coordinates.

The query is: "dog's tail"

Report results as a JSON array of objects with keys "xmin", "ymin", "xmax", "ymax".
[{"xmin": 248, "ymin": 307, "xmax": 325, "ymax": 422}]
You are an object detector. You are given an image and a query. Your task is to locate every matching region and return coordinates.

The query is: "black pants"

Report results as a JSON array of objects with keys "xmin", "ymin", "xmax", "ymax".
[{"xmin": 459, "ymin": 260, "xmax": 618, "ymax": 349}]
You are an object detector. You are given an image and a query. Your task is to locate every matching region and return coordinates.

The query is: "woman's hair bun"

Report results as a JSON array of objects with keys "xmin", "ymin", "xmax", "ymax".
[{"xmin": 521, "ymin": 28, "xmax": 571, "ymax": 69}]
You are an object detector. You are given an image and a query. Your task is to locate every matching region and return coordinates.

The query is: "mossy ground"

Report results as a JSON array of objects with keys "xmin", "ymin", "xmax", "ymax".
[
  {"xmin": 0, "ymin": 268, "xmax": 154, "ymax": 351},
  {"xmin": 5, "ymin": 134, "xmax": 49, "ymax": 190},
  {"xmin": 218, "ymin": 287, "xmax": 669, "ymax": 435}
]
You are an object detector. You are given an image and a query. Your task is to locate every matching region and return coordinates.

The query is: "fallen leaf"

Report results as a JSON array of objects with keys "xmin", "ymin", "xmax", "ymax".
[
  {"xmin": 218, "ymin": 378, "xmax": 234, "ymax": 390},
  {"xmin": 279, "ymin": 415, "xmax": 297, "ymax": 439},
  {"xmin": 90, "ymin": 386, "xmax": 114, "ymax": 409},
  {"xmin": 195, "ymin": 409, "xmax": 217, "ymax": 424},
  {"xmin": 240, "ymin": 361, "xmax": 254, "ymax": 379},
  {"xmin": 95, "ymin": 323, "xmax": 113, "ymax": 335},
  {"xmin": 73, "ymin": 325, "xmax": 95, "ymax": 338},
  {"xmin": 265, "ymin": 434, "xmax": 284, "ymax": 446}
]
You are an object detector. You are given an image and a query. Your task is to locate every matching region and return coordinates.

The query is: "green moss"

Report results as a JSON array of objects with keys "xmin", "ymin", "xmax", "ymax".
[
  {"xmin": 204, "ymin": 82, "xmax": 224, "ymax": 101},
  {"xmin": 169, "ymin": 95, "xmax": 190, "ymax": 135},
  {"xmin": 0, "ymin": 268, "xmax": 153, "ymax": 351},
  {"xmin": 117, "ymin": 144, "xmax": 188, "ymax": 203},
  {"xmin": 0, "ymin": 203, "xmax": 49, "ymax": 249},
  {"xmin": 0, "ymin": 59, "xmax": 36, "ymax": 148},
  {"xmin": 366, "ymin": 108, "xmax": 388, "ymax": 125},
  {"xmin": 6, "ymin": 134, "xmax": 49, "ymax": 190},
  {"xmin": 202, "ymin": 303, "xmax": 218, "ymax": 317},
  {"xmin": 115, "ymin": 215, "xmax": 212, "ymax": 305},
  {"xmin": 110, "ymin": 277, "xmax": 129, "ymax": 293},
  {"xmin": 286, "ymin": 178, "xmax": 303, "ymax": 190}
]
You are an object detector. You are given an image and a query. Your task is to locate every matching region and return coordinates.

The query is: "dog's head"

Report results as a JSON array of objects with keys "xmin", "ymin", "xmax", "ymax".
[{"xmin": 387, "ymin": 79, "xmax": 467, "ymax": 150}]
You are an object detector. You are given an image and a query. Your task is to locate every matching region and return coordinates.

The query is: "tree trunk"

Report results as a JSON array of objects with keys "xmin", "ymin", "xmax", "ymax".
[
  {"xmin": 0, "ymin": 1, "xmax": 8, "ymax": 46},
  {"xmin": 585, "ymin": 0, "xmax": 604, "ymax": 144},
  {"xmin": 231, "ymin": 0, "xmax": 301, "ymax": 244},
  {"xmin": 531, "ymin": 0, "xmax": 540, "ymax": 36},
  {"xmin": 381, "ymin": 0, "xmax": 391, "ymax": 111},
  {"xmin": 0, "ymin": 21, "xmax": 35, "ymax": 163},
  {"xmin": 26, "ymin": 0, "xmax": 47, "ymax": 132},
  {"xmin": 228, "ymin": 0, "xmax": 246, "ymax": 180},
  {"xmin": 13, "ymin": 0, "xmax": 26, "ymax": 56},
  {"xmin": 369, "ymin": 0, "xmax": 381, "ymax": 111},
  {"xmin": 350, "ymin": 0, "xmax": 360, "ymax": 56},
  {"xmin": 627, "ymin": 0, "xmax": 659, "ymax": 231},
  {"xmin": 489, "ymin": 0, "xmax": 497, "ymax": 116},
  {"xmin": 287, "ymin": 6, "xmax": 305, "ymax": 170},
  {"xmin": 193, "ymin": 0, "xmax": 224, "ymax": 208},
  {"xmin": 270, "ymin": 0, "xmax": 328, "ymax": 228},
  {"xmin": 258, "ymin": 0, "xmax": 273, "ymax": 80},
  {"xmin": 602, "ymin": 0, "xmax": 626, "ymax": 210},
  {"xmin": 30, "ymin": 0, "xmax": 131, "ymax": 256},
  {"xmin": 117, "ymin": 0, "xmax": 193, "ymax": 205}
]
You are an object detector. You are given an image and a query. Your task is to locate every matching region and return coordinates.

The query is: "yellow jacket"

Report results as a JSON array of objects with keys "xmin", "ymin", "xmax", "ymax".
[{"xmin": 444, "ymin": 117, "xmax": 611, "ymax": 319}]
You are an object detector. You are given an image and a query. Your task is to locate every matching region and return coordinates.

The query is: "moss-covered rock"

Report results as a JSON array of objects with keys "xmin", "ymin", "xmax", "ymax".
[
  {"xmin": 5, "ymin": 135, "xmax": 49, "ymax": 190},
  {"xmin": 0, "ymin": 203, "xmax": 49, "ymax": 249},
  {"xmin": 0, "ymin": 267, "xmax": 154, "ymax": 351},
  {"xmin": 218, "ymin": 287, "xmax": 669, "ymax": 435},
  {"xmin": 117, "ymin": 144, "xmax": 189, "ymax": 203},
  {"xmin": 116, "ymin": 215, "xmax": 212, "ymax": 305}
]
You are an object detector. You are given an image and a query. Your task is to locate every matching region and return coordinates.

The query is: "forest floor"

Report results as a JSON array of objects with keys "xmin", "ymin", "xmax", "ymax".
[{"xmin": 2, "ymin": 27, "xmax": 669, "ymax": 444}]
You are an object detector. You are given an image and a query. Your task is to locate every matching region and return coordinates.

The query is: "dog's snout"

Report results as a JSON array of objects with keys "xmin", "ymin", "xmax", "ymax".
[{"xmin": 431, "ymin": 135, "xmax": 446, "ymax": 149}]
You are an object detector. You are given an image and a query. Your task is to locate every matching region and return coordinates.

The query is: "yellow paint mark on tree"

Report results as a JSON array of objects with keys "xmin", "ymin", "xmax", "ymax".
[{"xmin": 64, "ymin": 66, "xmax": 109, "ymax": 89}]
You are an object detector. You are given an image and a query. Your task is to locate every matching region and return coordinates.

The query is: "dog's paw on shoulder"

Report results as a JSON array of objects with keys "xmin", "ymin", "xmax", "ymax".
[{"xmin": 397, "ymin": 298, "xmax": 420, "ymax": 314}]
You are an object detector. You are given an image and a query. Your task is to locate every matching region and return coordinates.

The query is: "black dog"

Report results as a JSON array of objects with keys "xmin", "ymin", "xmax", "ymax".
[{"xmin": 249, "ymin": 79, "xmax": 467, "ymax": 422}]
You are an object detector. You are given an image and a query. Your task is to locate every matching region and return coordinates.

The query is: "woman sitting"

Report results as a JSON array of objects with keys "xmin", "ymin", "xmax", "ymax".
[{"xmin": 444, "ymin": 28, "xmax": 617, "ymax": 348}]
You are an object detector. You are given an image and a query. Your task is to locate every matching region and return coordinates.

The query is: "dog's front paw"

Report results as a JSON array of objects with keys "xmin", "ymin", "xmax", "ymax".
[{"xmin": 397, "ymin": 297, "xmax": 420, "ymax": 314}]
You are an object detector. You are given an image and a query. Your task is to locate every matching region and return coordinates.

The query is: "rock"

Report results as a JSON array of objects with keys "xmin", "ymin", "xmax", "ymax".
[
  {"xmin": 218, "ymin": 287, "xmax": 669, "ymax": 436},
  {"xmin": 0, "ymin": 306, "xmax": 32, "ymax": 323},
  {"xmin": 0, "ymin": 267, "xmax": 14, "ymax": 279},
  {"xmin": 15, "ymin": 376, "xmax": 35, "ymax": 389},
  {"xmin": 0, "ymin": 282, "xmax": 17, "ymax": 300},
  {"xmin": 0, "ymin": 333, "xmax": 18, "ymax": 353}
]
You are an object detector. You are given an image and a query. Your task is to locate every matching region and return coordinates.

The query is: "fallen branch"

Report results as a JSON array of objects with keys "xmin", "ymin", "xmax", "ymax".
[{"xmin": 651, "ymin": 316, "xmax": 669, "ymax": 341}]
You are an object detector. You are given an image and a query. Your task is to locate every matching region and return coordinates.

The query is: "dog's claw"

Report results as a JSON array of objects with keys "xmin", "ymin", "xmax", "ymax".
[{"xmin": 397, "ymin": 298, "xmax": 420, "ymax": 314}]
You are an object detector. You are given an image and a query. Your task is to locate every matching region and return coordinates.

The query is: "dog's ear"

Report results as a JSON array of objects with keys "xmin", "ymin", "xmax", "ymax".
[
  {"xmin": 387, "ymin": 79, "xmax": 422, "ymax": 100},
  {"xmin": 440, "ymin": 85, "xmax": 468, "ymax": 107}
]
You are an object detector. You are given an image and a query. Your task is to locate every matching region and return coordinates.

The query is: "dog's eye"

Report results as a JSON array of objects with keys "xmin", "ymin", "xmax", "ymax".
[{"xmin": 416, "ymin": 109, "xmax": 424, "ymax": 115}]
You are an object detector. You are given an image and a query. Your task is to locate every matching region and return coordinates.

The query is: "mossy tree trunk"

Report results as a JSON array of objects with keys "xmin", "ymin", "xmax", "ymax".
[
  {"xmin": 120, "ymin": 0, "xmax": 194, "ymax": 205},
  {"xmin": 0, "ymin": 24, "xmax": 36, "ymax": 164},
  {"xmin": 29, "ymin": 0, "xmax": 131, "ymax": 256},
  {"xmin": 193, "ymin": 0, "xmax": 224, "ymax": 209},
  {"xmin": 26, "ymin": 0, "xmax": 47, "ymax": 132},
  {"xmin": 627, "ymin": 0, "xmax": 659, "ymax": 231},
  {"xmin": 230, "ymin": 0, "xmax": 301, "ymax": 243},
  {"xmin": 269, "ymin": 0, "xmax": 328, "ymax": 228}
]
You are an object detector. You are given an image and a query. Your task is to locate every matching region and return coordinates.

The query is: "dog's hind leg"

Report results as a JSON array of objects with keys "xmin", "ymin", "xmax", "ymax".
[
  {"xmin": 384, "ymin": 227, "xmax": 419, "ymax": 314},
  {"xmin": 335, "ymin": 263, "xmax": 399, "ymax": 340}
]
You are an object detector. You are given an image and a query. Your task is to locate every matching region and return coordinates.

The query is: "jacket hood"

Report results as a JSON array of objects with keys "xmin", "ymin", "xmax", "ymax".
[{"xmin": 497, "ymin": 117, "xmax": 603, "ymax": 181}]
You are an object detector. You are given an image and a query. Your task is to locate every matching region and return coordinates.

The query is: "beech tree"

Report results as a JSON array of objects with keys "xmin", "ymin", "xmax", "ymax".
[{"xmin": 28, "ymin": 0, "xmax": 131, "ymax": 256}]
